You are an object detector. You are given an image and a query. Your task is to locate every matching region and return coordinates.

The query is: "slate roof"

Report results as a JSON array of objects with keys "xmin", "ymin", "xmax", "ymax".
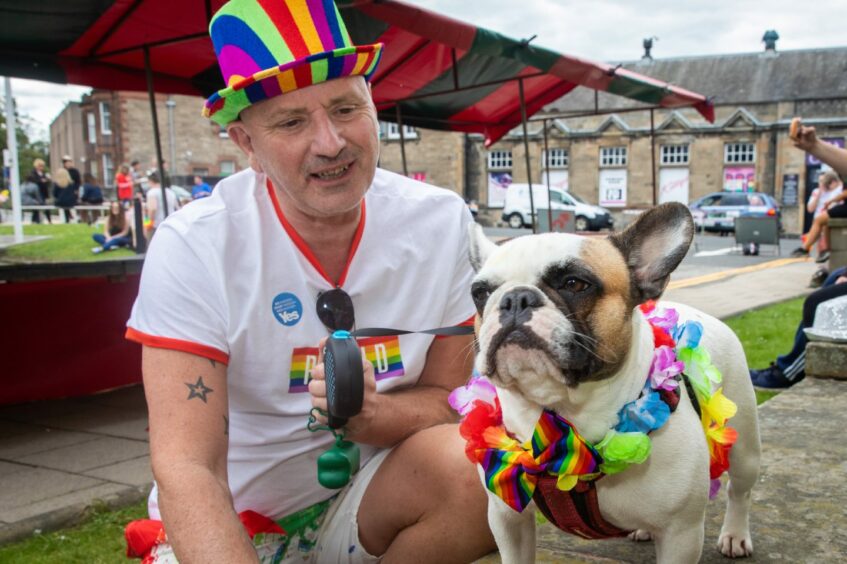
[{"xmin": 545, "ymin": 46, "xmax": 847, "ymax": 113}]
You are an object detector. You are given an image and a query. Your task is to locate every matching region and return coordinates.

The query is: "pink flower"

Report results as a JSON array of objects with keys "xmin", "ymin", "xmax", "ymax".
[
  {"xmin": 645, "ymin": 306, "xmax": 679, "ymax": 333},
  {"xmin": 449, "ymin": 375, "xmax": 497, "ymax": 415},
  {"xmin": 649, "ymin": 346, "xmax": 684, "ymax": 391}
]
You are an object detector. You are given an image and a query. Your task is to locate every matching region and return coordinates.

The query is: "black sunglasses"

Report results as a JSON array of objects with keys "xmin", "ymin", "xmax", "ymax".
[{"xmin": 316, "ymin": 288, "xmax": 355, "ymax": 332}]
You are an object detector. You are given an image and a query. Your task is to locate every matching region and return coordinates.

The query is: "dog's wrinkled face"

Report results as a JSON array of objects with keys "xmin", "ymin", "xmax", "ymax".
[{"xmin": 469, "ymin": 203, "xmax": 694, "ymax": 403}]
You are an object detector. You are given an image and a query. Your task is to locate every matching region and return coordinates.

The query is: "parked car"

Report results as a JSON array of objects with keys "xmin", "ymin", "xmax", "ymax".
[
  {"xmin": 501, "ymin": 184, "xmax": 613, "ymax": 231},
  {"xmin": 689, "ymin": 191, "xmax": 781, "ymax": 233}
]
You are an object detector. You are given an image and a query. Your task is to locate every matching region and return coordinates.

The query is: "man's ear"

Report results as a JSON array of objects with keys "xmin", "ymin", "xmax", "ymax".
[
  {"xmin": 608, "ymin": 202, "xmax": 694, "ymax": 303},
  {"xmin": 468, "ymin": 223, "xmax": 497, "ymax": 272},
  {"xmin": 226, "ymin": 122, "xmax": 263, "ymax": 173}
]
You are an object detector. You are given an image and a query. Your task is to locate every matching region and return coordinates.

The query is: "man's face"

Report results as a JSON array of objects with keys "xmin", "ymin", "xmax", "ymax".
[
  {"xmin": 63, "ymin": 160, "xmax": 73, "ymax": 169},
  {"xmin": 229, "ymin": 76, "xmax": 379, "ymax": 219}
]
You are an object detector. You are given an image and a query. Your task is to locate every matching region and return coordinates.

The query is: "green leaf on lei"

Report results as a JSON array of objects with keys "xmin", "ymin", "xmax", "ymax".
[{"xmin": 595, "ymin": 430, "xmax": 652, "ymax": 475}]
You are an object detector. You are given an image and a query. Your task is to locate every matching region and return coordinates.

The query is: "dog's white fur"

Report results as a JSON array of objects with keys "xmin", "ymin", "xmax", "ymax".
[{"xmin": 468, "ymin": 204, "xmax": 761, "ymax": 563}]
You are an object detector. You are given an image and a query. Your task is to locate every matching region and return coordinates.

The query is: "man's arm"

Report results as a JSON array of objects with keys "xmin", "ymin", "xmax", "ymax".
[
  {"xmin": 793, "ymin": 123, "xmax": 847, "ymax": 178},
  {"xmin": 143, "ymin": 346, "xmax": 258, "ymax": 563},
  {"xmin": 310, "ymin": 334, "xmax": 474, "ymax": 448}
]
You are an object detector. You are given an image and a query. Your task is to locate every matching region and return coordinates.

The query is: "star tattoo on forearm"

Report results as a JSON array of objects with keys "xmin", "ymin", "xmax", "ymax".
[{"xmin": 186, "ymin": 376, "xmax": 213, "ymax": 403}]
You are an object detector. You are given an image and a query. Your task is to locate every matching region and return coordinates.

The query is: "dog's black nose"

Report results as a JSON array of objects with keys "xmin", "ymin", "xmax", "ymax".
[{"xmin": 499, "ymin": 288, "xmax": 543, "ymax": 325}]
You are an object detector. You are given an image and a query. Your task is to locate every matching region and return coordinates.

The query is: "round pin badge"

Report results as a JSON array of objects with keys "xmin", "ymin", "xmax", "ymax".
[{"xmin": 272, "ymin": 292, "xmax": 303, "ymax": 326}]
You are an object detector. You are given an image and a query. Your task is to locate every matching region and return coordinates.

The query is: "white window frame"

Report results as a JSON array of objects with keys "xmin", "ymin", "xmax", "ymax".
[
  {"xmin": 660, "ymin": 144, "xmax": 690, "ymax": 165},
  {"xmin": 86, "ymin": 112, "xmax": 96, "ymax": 145},
  {"xmin": 487, "ymin": 150, "xmax": 513, "ymax": 170},
  {"xmin": 724, "ymin": 142, "xmax": 756, "ymax": 164},
  {"xmin": 219, "ymin": 160, "xmax": 236, "ymax": 176},
  {"xmin": 600, "ymin": 146, "xmax": 627, "ymax": 167},
  {"xmin": 385, "ymin": 122, "xmax": 418, "ymax": 140},
  {"xmin": 99, "ymin": 102, "xmax": 112, "ymax": 135},
  {"xmin": 102, "ymin": 153, "xmax": 114, "ymax": 187},
  {"xmin": 542, "ymin": 148, "xmax": 569, "ymax": 169}
]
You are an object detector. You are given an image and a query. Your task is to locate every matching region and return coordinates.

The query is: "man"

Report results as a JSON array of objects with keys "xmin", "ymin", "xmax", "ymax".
[
  {"xmin": 62, "ymin": 155, "xmax": 82, "ymax": 188},
  {"xmin": 143, "ymin": 172, "xmax": 179, "ymax": 240},
  {"xmin": 191, "ymin": 175, "xmax": 213, "ymax": 199},
  {"xmin": 130, "ymin": 159, "xmax": 148, "ymax": 195},
  {"xmin": 126, "ymin": 1, "xmax": 494, "ymax": 562}
]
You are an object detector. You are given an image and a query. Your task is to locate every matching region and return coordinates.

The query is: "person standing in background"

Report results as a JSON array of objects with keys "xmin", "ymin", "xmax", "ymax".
[
  {"xmin": 25, "ymin": 158, "xmax": 52, "ymax": 224},
  {"xmin": 62, "ymin": 156, "xmax": 82, "ymax": 188},
  {"xmin": 191, "ymin": 175, "xmax": 213, "ymax": 200},
  {"xmin": 115, "ymin": 164, "xmax": 134, "ymax": 208},
  {"xmin": 130, "ymin": 160, "xmax": 148, "ymax": 195},
  {"xmin": 144, "ymin": 172, "xmax": 179, "ymax": 240},
  {"xmin": 52, "ymin": 168, "xmax": 78, "ymax": 223}
]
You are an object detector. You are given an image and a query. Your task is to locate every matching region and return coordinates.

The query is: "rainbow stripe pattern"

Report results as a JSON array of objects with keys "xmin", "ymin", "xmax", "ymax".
[
  {"xmin": 203, "ymin": 0, "xmax": 383, "ymax": 125},
  {"xmin": 460, "ymin": 401, "xmax": 602, "ymax": 513},
  {"xmin": 288, "ymin": 346, "xmax": 317, "ymax": 392}
]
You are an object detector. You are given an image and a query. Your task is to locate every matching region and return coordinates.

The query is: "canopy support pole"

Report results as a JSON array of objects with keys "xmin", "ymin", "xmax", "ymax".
[
  {"xmin": 650, "ymin": 108, "xmax": 657, "ymax": 206},
  {"xmin": 519, "ymin": 78, "xmax": 536, "ymax": 234},
  {"xmin": 3, "ymin": 77, "xmax": 22, "ymax": 243},
  {"xmin": 144, "ymin": 45, "xmax": 169, "ymax": 221},
  {"xmin": 395, "ymin": 104, "xmax": 408, "ymax": 177},
  {"xmin": 542, "ymin": 118, "xmax": 553, "ymax": 231}
]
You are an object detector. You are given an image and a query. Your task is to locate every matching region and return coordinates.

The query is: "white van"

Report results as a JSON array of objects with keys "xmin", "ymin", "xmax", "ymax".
[{"xmin": 501, "ymin": 184, "xmax": 614, "ymax": 231}]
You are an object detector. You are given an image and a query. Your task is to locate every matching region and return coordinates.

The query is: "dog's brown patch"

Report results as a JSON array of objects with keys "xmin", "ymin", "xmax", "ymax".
[{"xmin": 579, "ymin": 238, "xmax": 633, "ymax": 372}]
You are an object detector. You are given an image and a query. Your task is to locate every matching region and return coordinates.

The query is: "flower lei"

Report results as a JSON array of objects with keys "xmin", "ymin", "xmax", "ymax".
[{"xmin": 449, "ymin": 302, "xmax": 738, "ymax": 513}]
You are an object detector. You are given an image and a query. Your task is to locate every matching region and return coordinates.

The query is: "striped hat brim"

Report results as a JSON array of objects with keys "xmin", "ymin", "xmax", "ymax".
[{"xmin": 203, "ymin": 43, "xmax": 383, "ymax": 126}]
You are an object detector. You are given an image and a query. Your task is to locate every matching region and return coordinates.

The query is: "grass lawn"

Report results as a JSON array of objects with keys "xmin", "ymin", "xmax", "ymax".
[
  {"xmin": 0, "ymin": 298, "xmax": 804, "ymax": 560},
  {"xmin": 0, "ymin": 500, "xmax": 147, "ymax": 563},
  {"xmin": 0, "ymin": 223, "xmax": 136, "ymax": 262}
]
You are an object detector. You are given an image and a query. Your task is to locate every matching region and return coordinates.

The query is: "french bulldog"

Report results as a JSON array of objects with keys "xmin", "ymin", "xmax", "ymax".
[{"xmin": 466, "ymin": 203, "xmax": 760, "ymax": 563}]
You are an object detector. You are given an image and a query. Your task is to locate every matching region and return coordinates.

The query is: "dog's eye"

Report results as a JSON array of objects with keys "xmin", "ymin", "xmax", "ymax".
[
  {"xmin": 562, "ymin": 277, "xmax": 590, "ymax": 293},
  {"xmin": 471, "ymin": 283, "xmax": 492, "ymax": 312}
]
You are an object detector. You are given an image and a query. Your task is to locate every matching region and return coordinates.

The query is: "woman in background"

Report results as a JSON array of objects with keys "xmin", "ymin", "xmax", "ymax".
[
  {"xmin": 52, "ymin": 167, "xmax": 78, "ymax": 223},
  {"xmin": 25, "ymin": 158, "xmax": 52, "ymax": 224},
  {"xmin": 79, "ymin": 173, "xmax": 105, "ymax": 225},
  {"xmin": 91, "ymin": 201, "xmax": 132, "ymax": 254}
]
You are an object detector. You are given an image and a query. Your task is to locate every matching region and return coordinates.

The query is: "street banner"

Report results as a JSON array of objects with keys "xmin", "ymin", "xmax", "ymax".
[
  {"xmin": 658, "ymin": 167, "xmax": 690, "ymax": 204},
  {"xmin": 487, "ymin": 172, "xmax": 512, "ymax": 207},
  {"xmin": 599, "ymin": 169, "xmax": 627, "ymax": 207}
]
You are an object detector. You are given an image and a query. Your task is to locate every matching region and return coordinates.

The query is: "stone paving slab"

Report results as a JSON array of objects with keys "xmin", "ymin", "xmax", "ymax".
[
  {"xmin": 22, "ymin": 406, "xmax": 150, "ymax": 441},
  {"xmin": 15, "ymin": 436, "xmax": 149, "ymax": 473},
  {"xmin": 83, "ymin": 455, "xmax": 152, "ymax": 487},
  {"xmin": 0, "ymin": 428, "xmax": 99, "ymax": 459},
  {"xmin": 0, "ymin": 468, "xmax": 104, "ymax": 513}
]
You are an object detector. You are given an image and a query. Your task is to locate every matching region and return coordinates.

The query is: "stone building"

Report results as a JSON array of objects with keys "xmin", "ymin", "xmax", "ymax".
[
  {"xmin": 49, "ymin": 101, "xmax": 84, "ymax": 173},
  {"xmin": 379, "ymin": 41, "xmax": 847, "ymax": 235},
  {"xmin": 50, "ymin": 90, "xmax": 248, "ymax": 190}
]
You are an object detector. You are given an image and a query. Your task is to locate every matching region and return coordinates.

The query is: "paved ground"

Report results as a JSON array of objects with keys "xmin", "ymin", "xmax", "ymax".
[{"xmin": 1, "ymin": 255, "xmax": 841, "ymax": 561}]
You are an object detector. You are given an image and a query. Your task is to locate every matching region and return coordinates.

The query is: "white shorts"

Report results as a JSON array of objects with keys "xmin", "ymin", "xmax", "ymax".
[{"xmin": 147, "ymin": 449, "xmax": 391, "ymax": 564}]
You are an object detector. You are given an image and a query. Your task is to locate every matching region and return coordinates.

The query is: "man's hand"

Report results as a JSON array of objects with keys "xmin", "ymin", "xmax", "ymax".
[
  {"xmin": 791, "ymin": 119, "xmax": 819, "ymax": 153},
  {"xmin": 308, "ymin": 336, "xmax": 378, "ymax": 440}
]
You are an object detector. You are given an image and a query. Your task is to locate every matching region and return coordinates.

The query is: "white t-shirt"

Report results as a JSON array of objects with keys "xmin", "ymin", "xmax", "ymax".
[
  {"xmin": 811, "ymin": 184, "xmax": 843, "ymax": 217},
  {"xmin": 127, "ymin": 167, "xmax": 476, "ymax": 519},
  {"xmin": 146, "ymin": 186, "xmax": 180, "ymax": 226}
]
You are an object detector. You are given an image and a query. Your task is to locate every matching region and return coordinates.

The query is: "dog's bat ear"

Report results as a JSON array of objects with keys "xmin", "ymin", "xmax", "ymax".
[
  {"xmin": 468, "ymin": 223, "xmax": 497, "ymax": 272},
  {"xmin": 608, "ymin": 202, "xmax": 694, "ymax": 302}
]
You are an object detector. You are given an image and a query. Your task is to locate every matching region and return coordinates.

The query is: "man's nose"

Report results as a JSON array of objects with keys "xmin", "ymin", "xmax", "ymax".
[
  {"xmin": 499, "ymin": 288, "xmax": 543, "ymax": 325},
  {"xmin": 312, "ymin": 113, "xmax": 346, "ymax": 157}
]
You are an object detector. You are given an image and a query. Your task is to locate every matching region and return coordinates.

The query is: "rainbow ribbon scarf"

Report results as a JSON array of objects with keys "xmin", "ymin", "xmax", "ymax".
[
  {"xmin": 460, "ymin": 400, "xmax": 602, "ymax": 512},
  {"xmin": 453, "ymin": 301, "xmax": 739, "ymax": 513}
]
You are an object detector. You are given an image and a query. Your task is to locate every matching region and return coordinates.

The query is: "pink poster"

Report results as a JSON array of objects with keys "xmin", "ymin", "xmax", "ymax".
[{"xmin": 723, "ymin": 166, "xmax": 756, "ymax": 192}]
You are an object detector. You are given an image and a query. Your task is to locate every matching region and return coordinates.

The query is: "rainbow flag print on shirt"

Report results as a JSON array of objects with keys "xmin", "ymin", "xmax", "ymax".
[{"xmin": 287, "ymin": 335, "xmax": 405, "ymax": 393}]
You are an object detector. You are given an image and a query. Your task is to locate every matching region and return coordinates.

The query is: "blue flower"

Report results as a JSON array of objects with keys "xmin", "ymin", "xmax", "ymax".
[
  {"xmin": 617, "ymin": 390, "xmax": 671, "ymax": 433},
  {"xmin": 673, "ymin": 320, "xmax": 703, "ymax": 349}
]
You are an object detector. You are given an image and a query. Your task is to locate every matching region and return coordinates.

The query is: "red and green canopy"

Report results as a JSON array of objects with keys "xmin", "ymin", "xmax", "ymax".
[{"xmin": 0, "ymin": 0, "xmax": 713, "ymax": 145}]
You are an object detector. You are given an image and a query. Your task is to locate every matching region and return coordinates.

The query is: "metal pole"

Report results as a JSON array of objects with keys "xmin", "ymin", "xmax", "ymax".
[
  {"xmin": 518, "ymin": 79, "xmax": 536, "ymax": 233},
  {"xmin": 542, "ymin": 118, "xmax": 553, "ymax": 231},
  {"xmin": 3, "ymin": 77, "xmax": 22, "ymax": 243},
  {"xmin": 395, "ymin": 104, "xmax": 408, "ymax": 177},
  {"xmin": 166, "ymin": 97, "xmax": 177, "ymax": 180},
  {"xmin": 650, "ymin": 109, "xmax": 657, "ymax": 206},
  {"xmin": 144, "ymin": 46, "xmax": 169, "ymax": 220}
]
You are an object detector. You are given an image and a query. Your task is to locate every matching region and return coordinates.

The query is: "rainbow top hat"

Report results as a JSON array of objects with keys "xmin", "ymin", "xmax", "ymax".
[{"xmin": 203, "ymin": 0, "xmax": 383, "ymax": 126}]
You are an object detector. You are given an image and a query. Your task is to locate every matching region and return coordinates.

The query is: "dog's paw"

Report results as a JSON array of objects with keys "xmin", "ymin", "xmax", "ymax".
[
  {"xmin": 717, "ymin": 531, "xmax": 753, "ymax": 558},
  {"xmin": 628, "ymin": 529, "xmax": 652, "ymax": 542}
]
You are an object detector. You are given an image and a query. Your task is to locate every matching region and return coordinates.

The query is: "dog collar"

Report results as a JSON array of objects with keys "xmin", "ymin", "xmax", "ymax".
[{"xmin": 451, "ymin": 301, "xmax": 738, "ymax": 513}]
